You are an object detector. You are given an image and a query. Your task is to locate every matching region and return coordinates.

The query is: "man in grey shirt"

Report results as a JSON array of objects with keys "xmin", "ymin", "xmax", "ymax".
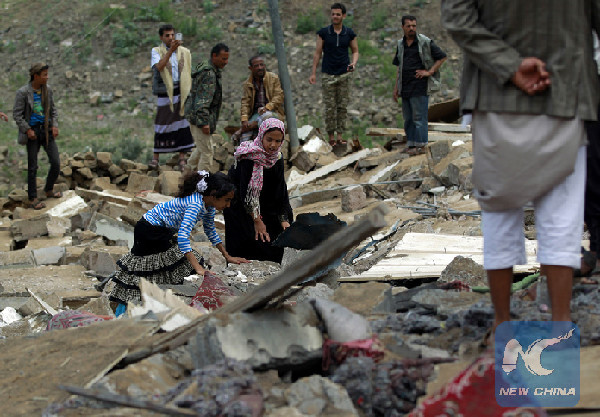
[{"xmin": 442, "ymin": 0, "xmax": 600, "ymax": 330}]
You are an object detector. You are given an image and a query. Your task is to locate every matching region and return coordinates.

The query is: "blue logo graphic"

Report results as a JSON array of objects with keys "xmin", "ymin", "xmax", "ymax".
[{"xmin": 495, "ymin": 321, "xmax": 580, "ymax": 408}]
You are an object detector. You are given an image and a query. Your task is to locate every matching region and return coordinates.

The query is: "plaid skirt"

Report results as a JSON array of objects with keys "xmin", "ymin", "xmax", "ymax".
[{"xmin": 109, "ymin": 218, "xmax": 204, "ymax": 304}]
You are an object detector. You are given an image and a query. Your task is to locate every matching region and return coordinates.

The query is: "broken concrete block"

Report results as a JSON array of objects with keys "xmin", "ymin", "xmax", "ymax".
[
  {"xmin": 357, "ymin": 149, "xmax": 402, "ymax": 169},
  {"xmin": 96, "ymin": 152, "xmax": 113, "ymax": 169},
  {"xmin": 290, "ymin": 150, "xmax": 316, "ymax": 172},
  {"xmin": 61, "ymin": 166, "xmax": 72, "ymax": 177},
  {"xmin": 286, "ymin": 375, "xmax": 358, "ymax": 416},
  {"xmin": 126, "ymin": 172, "xmax": 159, "ymax": 194},
  {"xmin": 303, "ymin": 137, "xmax": 333, "ymax": 155},
  {"xmin": 311, "ymin": 297, "xmax": 371, "ymax": 343},
  {"xmin": 108, "ymin": 164, "xmax": 124, "ymax": 178},
  {"xmin": 428, "ymin": 139, "xmax": 452, "ymax": 164},
  {"xmin": 80, "ymin": 295, "xmax": 115, "ymax": 317},
  {"xmin": 0, "ymin": 248, "xmax": 35, "ymax": 268},
  {"xmin": 189, "ymin": 304, "xmax": 322, "ymax": 370},
  {"xmin": 90, "ymin": 176, "xmax": 118, "ymax": 191},
  {"xmin": 99, "ymin": 202, "xmax": 127, "ymax": 220},
  {"xmin": 119, "ymin": 158, "xmax": 137, "ymax": 171},
  {"xmin": 8, "ymin": 189, "xmax": 28, "ymax": 203},
  {"xmin": 297, "ymin": 124, "xmax": 317, "ymax": 143},
  {"xmin": 17, "ymin": 297, "xmax": 44, "ymax": 317},
  {"xmin": 46, "ymin": 216, "xmax": 71, "ymax": 238},
  {"xmin": 341, "ymin": 185, "xmax": 367, "ymax": 213},
  {"xmin": 0, "ymin": 230, "xmax": 13, "ymax": 252},
  {"xmin": 81, "ymin": 246, "xmax": 129, "ymax": 276},
  {"xmin": 333, "ymin": 282, "xmax": 394, "ymax": 316},
  {"xmin": 88, "ymin": 212, "xmax": 134, "ymax": 248},
  {"xmin": 70, "ymin": 159, "xmax": 85, "ymax": 169},
  {"xmin": 33, "ymin": 246, "xmax": 66, "ymax": 266},
  {"xmin": 10, "ymin": 215, "xmax": 49, "ymax": 241},
  {"xmin": 63, "ymin": 246, "xmax": 86, "ymax": 265},
  {"xmin": 159, "ymin": 170, "xmax": 182, "ymax": 196},
  {"xmin": 432, "ymin": 145, "xmax": 472, "ymax": 186}
]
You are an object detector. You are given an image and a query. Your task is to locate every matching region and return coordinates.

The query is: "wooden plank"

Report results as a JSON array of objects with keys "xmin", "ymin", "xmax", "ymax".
[
  {"xmin": 122, "ymin": 203, "xmax": 390, "ymax": 365},
  {"xmin": 389, "ymin": 233, "xmax": 538, "ymax": 256},
  {"xmin": 428, "ymin": 122, "xmax": 471, "ymax": 133},
  {"xmin": 366, "ymin": 127, "xmax": 405, "ymax": 137},
  {"xmin": 287, "ymin": 148, "xmax": 375, "ymax": 189},
  {"xmin": 346, "ymin": 233, "xmax": 540, "ymax": 281}
]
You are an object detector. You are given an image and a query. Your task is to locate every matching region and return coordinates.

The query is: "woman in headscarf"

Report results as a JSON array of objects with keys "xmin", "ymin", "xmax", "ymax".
[
  {"xmin": 224, "ymin": 118, "xmax": 293, "ymax": 263},
  {"xmin": 109, "ymin": 170, "xmax": 248, "ymax": 316}
]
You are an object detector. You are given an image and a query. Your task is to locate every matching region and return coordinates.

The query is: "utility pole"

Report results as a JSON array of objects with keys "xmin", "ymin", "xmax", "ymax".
[{"xmin": 267, "ymin": 0, "xmax": 299, "ymax": 153}]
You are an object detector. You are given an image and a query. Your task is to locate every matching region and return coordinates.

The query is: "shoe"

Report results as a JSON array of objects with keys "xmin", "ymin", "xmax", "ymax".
[
  {"xmin": 400, "ymin": 146, "xmax": 415, "ymax": 154},
  {"xmin": 28, "ymin": 199, "xmax": 46, "ymax": 210},
  {"xmin": 407, "ymin": 146, "xmax": 426, "ymax": 156},
  {"xmin": 574, "ymin": 248, "xmax": 597, "ymax": 277},
  {"xmin": 178, "ymin": 159, "xmax": 187, "ymax": 172},
  {"xmin": 45, "ymin": 190, "xmax": 62, "ymax": 199},
  {"xmin": 148, "ymin": 159, "xmax": 159, "ymax": 170}
]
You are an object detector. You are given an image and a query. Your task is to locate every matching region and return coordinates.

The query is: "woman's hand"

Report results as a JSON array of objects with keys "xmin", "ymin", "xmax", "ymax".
[
  {"xmin": 254, "ymin": 218, "xmax": 270, "ymax": 242},
  {"xmin": 281, "ymin": 221, "xmax": 290, "ymax": 230},
  {"xmin": 226, "ymin": 255, "xmax": 250, "ymax": 264}
]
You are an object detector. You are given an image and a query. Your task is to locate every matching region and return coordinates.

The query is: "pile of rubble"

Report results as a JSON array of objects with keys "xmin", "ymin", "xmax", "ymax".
[{"xmin": 1, "ymin": 124, "xmax": 600, "ymax": 416}]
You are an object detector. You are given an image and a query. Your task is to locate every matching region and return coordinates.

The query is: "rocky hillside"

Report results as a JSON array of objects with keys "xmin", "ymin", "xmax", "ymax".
[{"xmin": 0, "ymin": 0, "xmax": 461, "ymax": 192}]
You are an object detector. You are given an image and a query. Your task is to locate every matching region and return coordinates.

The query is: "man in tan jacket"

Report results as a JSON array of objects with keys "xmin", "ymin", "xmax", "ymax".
[{"xmin": 238, "ymin": 56, "xmax": 284, "ymax": 142}]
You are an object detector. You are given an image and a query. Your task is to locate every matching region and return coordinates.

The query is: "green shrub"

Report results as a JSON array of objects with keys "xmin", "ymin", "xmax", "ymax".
[
  {"xmin": 112, "ymin": 22, "xmax": 141, "ymax": 57},
  {"xmin": 179, "ymin": 15, "xmax": 199, "ymax": 37},
  {"xmin": 197, "ymin": 16, "xmax": 223, "ymax": 41},
  {"xmin": 369, "ymin": 10, "xmax": 387, "ymax": 31},
  {"xmin": 258, "ymin": 43, "xmax": 276, "ymax": 55},
  {"xmin": 296, "ymin": 9, "xmax": 326, "ymax": 34},
  {"xmin": 155, "ymin": 1, "xmax": 175, "ymax": 22},
  {"xmin": 203, "ymin": 0, "xmax": 215, "ymax": 13}
]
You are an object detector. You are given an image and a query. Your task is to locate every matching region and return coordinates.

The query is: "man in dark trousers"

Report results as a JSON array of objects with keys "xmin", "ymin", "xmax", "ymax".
[
  {"xmin": 309, "ymin": 2, "xmax": 359, "ymax": 147},
  {"xmin": 13, "ymin": 63, "xmax": 61, "ymax": 210},
  {"xmin": 393, "ymin": 15, "xmax": 446, "ymax": 155}
]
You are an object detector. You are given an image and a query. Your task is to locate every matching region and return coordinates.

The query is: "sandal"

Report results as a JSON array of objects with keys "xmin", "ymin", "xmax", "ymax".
[
  {"xmin": 148, "ymin": 159, "xmax": 159, "ymax": 170},
  {"xmin": 45, "ymin": 190, "xmax": 62, "ymax": 199},
  {"xmin": 178, "ymin": 158, "xmax": 187, "ymax": 172},
  {"xmin": 29, "ymin": 199, "xmax": 46, "ymax": 210},
  {"xmin": 574, "ymin": 248, "xmax": 597, "ymax": 277}
]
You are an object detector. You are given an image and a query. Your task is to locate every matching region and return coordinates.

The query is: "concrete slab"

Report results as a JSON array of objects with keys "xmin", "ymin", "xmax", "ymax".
[{"xmin": 0, "ymin": 264, "xmax": 93, "ymax": 294}]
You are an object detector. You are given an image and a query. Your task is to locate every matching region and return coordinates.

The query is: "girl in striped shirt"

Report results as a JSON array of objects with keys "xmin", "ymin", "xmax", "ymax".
[{"xmin": 110, "ymin": 171, "xmax": 248, "ymax": 314}]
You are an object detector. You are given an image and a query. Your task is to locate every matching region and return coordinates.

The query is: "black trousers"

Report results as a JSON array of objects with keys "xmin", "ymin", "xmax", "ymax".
[
  {"xmin": 585, "ymin": 109, "xmax": 600, "ymax": 253},
  {"xmin": 26, "ymin": 125, "xmax": 60, "ymax": 201}
]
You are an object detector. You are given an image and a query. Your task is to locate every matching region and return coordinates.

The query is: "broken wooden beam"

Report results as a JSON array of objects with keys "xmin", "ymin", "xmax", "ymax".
[
  {"xmin": 122, "ymin": 203, "xmax": 389, "ymax": 365},
  {"xmin": 287, "ymin": 148, "xmax": 376, "ymax": 189},
  {"xmin": 60, "ymin": 385, "xmax": 197, "ymax": 417}
]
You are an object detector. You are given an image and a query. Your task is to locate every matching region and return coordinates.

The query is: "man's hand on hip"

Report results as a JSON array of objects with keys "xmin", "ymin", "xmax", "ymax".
[{"xmin": 415, "ymin": 69, "xmax": 432, "ymax": 79}]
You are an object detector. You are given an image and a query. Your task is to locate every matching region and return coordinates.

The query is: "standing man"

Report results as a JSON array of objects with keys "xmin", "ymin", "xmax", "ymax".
[
  {"xmin": 309, "ymin": 3, "xmax": 359, "ymax": 147},
  {"xmin": 185, "ymin": 43, "xmax": 229, "ymax": 172},
  {"xmin": 13, "ymin": 63, "xmax": 61, "ymax": 210},
  {"xmin": 238, "ymin": 55, "xmax": 285, "ymax": 142},
  {"xmin": 393, "ymin": 16, "xmax": 446, "ymax": 156},
  {"xmin": 442, "ymin": 0, "xmax": 600, "ymax": 329},
  {"xmin": 150, "ymin": 24, "xmax": 195, "ymax": 171}
]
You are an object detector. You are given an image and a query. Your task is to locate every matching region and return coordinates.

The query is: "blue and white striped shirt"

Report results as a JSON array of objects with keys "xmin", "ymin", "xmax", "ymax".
[{"xmin": 143, "ymin": 193, "xmax": 221, "ymax": 254}]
